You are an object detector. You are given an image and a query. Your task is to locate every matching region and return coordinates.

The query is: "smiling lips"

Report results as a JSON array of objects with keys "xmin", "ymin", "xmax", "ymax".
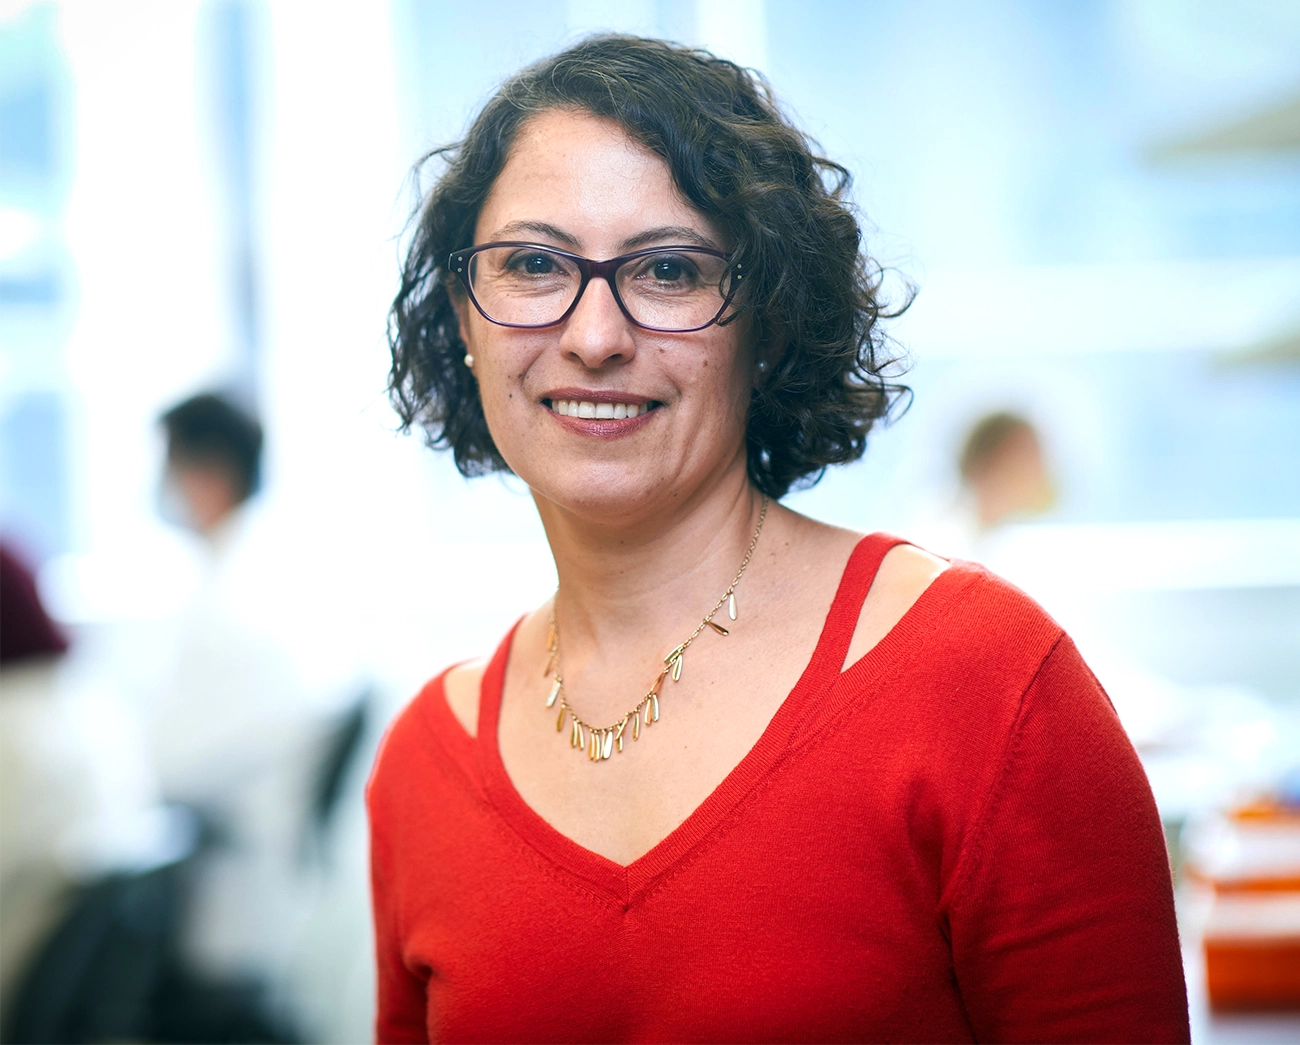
[{"xmin": 548, "ymin": 398, "xmax": 653, "ymax": 419}]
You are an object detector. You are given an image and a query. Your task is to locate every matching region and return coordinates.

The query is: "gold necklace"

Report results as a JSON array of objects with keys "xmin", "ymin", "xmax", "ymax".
[{"xmin": 544, "ymin": 496, "xmax": 769, "ymax": 762}]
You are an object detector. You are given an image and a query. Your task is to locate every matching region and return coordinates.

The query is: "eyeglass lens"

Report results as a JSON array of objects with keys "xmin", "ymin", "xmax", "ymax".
[{"xmin": 467, "ymin": 246, "xmax": 731, "ymax": 330}]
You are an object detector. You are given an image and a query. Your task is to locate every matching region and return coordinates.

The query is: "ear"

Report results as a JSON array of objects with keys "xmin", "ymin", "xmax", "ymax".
[
  {"xmin": 451, "ymin": 291, "xmax": 473, "ymax": 353},
  {"xmin": 752, "ymin": 321, "xmax": 786, "ymax": 385}
]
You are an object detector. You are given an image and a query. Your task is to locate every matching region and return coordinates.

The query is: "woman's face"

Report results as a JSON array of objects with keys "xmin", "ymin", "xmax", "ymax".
[{"xmin": 457, "ymin": 108, "xmax": 755, "ymax": 523}]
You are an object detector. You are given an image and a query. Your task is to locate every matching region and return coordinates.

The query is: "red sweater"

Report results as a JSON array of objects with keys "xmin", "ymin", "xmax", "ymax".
[{"xmin": 368, "ymin": 535, "xmax": 1189, "ymax": 1043}]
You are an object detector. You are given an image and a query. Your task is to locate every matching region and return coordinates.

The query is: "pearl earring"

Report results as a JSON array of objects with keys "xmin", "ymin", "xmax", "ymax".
[{"xmin": 463, "ymin": 353, "xmax": 474, "ymax": 368}]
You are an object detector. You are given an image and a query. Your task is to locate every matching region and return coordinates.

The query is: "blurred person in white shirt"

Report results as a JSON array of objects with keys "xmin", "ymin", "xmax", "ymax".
[{"xmin": 151, "ymin": 393, "xmax": 359, "ymax": 1023}]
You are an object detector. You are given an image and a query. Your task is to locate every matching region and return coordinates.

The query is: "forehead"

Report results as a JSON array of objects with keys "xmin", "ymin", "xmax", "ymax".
[{"xmin": 475, "ymin": 108, "xmax": 721, "ymax": 249}]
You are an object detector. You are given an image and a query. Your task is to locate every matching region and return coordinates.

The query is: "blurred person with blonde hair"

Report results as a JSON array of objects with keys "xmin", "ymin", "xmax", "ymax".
[
  {"xmin": 908, "ymin": 410, "xmax": 1059, "ymax": 562},
  {"xmin": 958, "ymin": 410, "xmax": 1057, "ymax": 532}
]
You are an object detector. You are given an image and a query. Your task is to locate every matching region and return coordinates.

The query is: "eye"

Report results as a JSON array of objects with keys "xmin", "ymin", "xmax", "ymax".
[
  {"xmin": 636, "ymin": 254, "xmax": 702, "ymax": 284},
  {"xmin": 652, "ymin": 258, "xmax": 685, "ymax": 281},
  {"xmin": 513, "ymin": 252, "xmax": 556, "ymax": 275}
]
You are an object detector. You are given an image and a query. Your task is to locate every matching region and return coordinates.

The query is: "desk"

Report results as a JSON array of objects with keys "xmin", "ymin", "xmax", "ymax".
[{"xmin": 1183, "ymin": 911, "xmax": 1300, "ymax": 1042}]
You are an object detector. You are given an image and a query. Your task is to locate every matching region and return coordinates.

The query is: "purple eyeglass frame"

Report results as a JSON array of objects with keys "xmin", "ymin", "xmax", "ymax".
[{"xmin": 448, "ymin": 242, "xmax": 744, "ymax": 333}]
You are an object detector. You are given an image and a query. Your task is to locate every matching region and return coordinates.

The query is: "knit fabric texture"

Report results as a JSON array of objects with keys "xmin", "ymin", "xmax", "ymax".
[{"xmin": 368, "ymin": 534, "xmax": 1189, "ymax": 1043}]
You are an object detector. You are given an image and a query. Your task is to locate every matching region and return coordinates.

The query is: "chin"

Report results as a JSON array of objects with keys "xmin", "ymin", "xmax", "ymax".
[{"xmin": 522, "ymin": 463, "xmax": 679, "ymax": 523}]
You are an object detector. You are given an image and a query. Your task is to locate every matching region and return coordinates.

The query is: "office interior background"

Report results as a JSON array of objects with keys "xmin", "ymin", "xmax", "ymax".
[{"xmin": 1, "ymin": 1, "xmax": 1298, "ymax": 1041}]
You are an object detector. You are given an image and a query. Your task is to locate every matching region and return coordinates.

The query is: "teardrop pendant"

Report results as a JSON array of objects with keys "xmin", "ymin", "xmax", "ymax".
[
  {"xmin": 602, "ymin": 731, "xmax": 613, "ymax": 759},
  {"xmin": 706, "ymin": 619, "xmax": 729, "ymax": 636},
  {"xmin": 671, "ymin": 654, "xmax": 683, "ymax": 682},
  {"xmin": 546, "ymin": 678, "xmax": 561, "ymax": 708},
  {"xmin": 556, "ymin": 706, "xmax": 566, "ymax": 732},
  {"xmin": 632, "ymin": 712, "xmax": 641, "ymax": 741},
  {"xmin": 728, "ymin": 591, "xmax": 737, "ymax": 621}
]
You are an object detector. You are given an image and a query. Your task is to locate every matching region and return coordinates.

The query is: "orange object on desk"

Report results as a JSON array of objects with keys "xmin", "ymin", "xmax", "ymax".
[
  {"xmin": 1202, "ymin": 896, "xmax": 1300, "ymax": 1009},
  {"xmin": 1190, "ymin": 801, "xmax": 1300, "ymax": 1010}
]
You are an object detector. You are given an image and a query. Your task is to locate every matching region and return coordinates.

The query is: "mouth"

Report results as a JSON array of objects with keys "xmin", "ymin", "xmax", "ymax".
[
  {"xmin": 544, "ymin": 398, "xmax": 657, "ymax": 419},
  {"xmin": 540, "ymin": 390, "xmax": 662, "ymax": 435}
]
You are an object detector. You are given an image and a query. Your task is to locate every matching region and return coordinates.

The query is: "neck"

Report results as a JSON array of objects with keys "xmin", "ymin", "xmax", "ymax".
[{"xmin": 535, "ymin": 468, "xmax": 767, "ymax": 651}]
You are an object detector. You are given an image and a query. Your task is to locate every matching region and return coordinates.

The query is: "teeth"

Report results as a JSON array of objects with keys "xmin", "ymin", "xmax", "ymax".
[{"xmin": 550, "ymin": 399, "xmax": 649, "ymax": 419}]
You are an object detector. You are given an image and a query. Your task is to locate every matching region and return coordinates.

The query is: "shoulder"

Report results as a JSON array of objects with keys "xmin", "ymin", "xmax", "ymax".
[
  {"xmin": 443, "ymin": 659, "xmax": 487, "ymax": 738},
  {"xmin": 910, "ymin": 558, "xmax": 1112, "ymax": 738},
  {"xmin": 937, "ymin": 556, "xmax": 1066, "ymax": 662},
  {"xmin": 366, "ymin": 663, "xmax": 476, "ymax": 810},
  {"xmin": 842, "ymin": 543, "xmax": 1071, "ymax": 707},
  {"xmin": 842, "ymin": 542, "xmax": 950, "ymax": 670},
  {"xmin": 872, "ymin": 542, "xmax": 952, "ymax": 606},
  {"xmin": 441, "ymin": 604, "xmax": 550, "ymax": 739}
]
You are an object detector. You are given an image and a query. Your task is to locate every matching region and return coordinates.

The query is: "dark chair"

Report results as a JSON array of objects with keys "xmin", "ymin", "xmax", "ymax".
[
  {"xmin": 4, "ymin": 693, "xmax": 374, "ymax": 1043},
  {"xmin": 301, "ymin": 693, "xmax": 371, "ymax": 864},
  {"xmin": 3, "ymin": 861, "xmax": 184, "ymax": 1043}
]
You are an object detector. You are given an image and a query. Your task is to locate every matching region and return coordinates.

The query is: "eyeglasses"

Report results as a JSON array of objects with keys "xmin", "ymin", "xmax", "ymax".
[{"xmin": 448, "ymin": 242, "xmax": 742, "ymax": 333}]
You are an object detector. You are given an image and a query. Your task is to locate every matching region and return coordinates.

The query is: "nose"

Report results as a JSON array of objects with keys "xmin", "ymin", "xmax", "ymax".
[{"xmin": 558, "ymin": 275, "xmax": 637, "ymax": 369}]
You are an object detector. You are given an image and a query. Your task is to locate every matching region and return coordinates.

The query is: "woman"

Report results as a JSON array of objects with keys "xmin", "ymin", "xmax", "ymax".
[{"xmin": 371, "ymin": 36, "xmax": 1188, "ymax": 1043}]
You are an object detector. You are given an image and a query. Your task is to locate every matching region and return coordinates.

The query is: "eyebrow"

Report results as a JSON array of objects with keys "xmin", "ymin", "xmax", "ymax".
[
  {"xmin": 490, "ymin": 220, "xmax": 581, "ymax": 248},
  {"xmin": 486, "ymin": 221, "xmax": 721, "ymax": 255},
  {"xmin": 621, "ymin": 225, "xmax": 720, "ymax": 251}
]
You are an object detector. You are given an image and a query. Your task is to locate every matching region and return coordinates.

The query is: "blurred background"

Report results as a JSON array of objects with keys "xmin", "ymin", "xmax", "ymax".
[{"xmin": 0, "ymin": 0, "xmax": 1297, "ymax": 1041}]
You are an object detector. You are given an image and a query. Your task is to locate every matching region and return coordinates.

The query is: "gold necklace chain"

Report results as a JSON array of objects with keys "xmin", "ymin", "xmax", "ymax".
[{"xmin": 543, "ymin": 496, "xmax": 769, "ymax": 762}]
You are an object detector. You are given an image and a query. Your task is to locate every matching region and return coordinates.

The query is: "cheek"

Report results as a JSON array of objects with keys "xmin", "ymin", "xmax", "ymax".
[
  {"xmin": 472, "ymin": 332, "xmax": 547, "ymax": 440},
  {"xmin": 707, "ymin": 329, "xmax": 755, "ymax": 418},
  {"xmin": 667, "ymin": 341, "xmax": 753, "ymax": 456}
]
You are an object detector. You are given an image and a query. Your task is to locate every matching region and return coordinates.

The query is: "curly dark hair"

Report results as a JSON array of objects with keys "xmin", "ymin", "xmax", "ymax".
[{"xmin": 389, "ymin": 35, "xmax": 909, "ymax": 499}]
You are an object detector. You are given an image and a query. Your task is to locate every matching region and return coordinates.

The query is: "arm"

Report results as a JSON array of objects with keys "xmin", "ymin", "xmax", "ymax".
[
  {"xmin": 944, "ymin": 636, "xmax": 1189, "ymax": 1043},
  {"xmin": 368, "ymin": 748, "xmax": 430, "ymax": 1044}
]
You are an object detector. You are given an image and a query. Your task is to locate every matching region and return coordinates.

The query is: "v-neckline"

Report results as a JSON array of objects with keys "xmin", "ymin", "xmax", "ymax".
[{"xmin": 472, "ymin": 533, "xmax": 921, "ymax": 907}]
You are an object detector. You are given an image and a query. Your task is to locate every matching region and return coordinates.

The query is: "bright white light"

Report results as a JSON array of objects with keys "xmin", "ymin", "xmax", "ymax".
[
  {"xmin": 893, "ymin": 257, "xmax": 1300, "ymax": 358},
  {"xmin": 0, "ymin": 208, "xmax": 42, "ymax": 261},
  {"xmin": 57, "ymin": 0, "xmax": 233, "ymax": 597},
  {"xmin": 983, "ymin": 517, "xmax": 1300, "ymax": 593},
  {"xmin": 566, "ymin": 0, "xmax": 657, "ymax": 37},
  {"xmin": 696, "ymin": 0, "xmax": 768, "ymax": 72},
  {"xmin": 0, "ymin": 0, "xmax": 39, "ymax": 24}
]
